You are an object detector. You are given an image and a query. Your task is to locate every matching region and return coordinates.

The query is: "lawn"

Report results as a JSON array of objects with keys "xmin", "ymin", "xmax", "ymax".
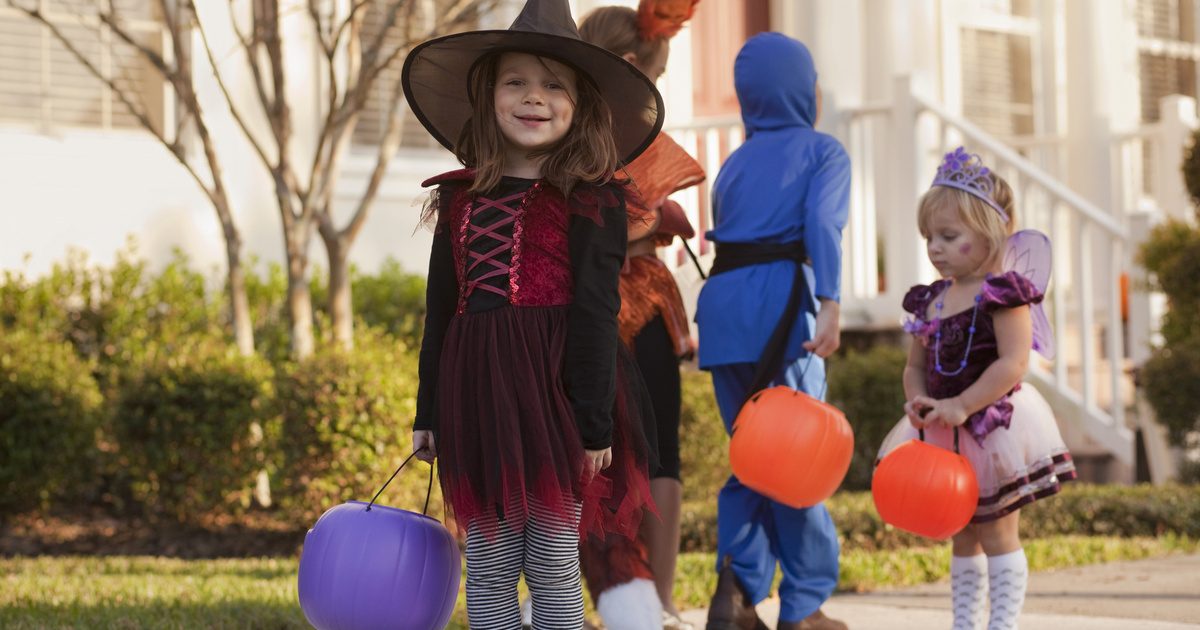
[{"xmin": 2, "ymin": 535, "xmax": 1195, "ymax": 628}]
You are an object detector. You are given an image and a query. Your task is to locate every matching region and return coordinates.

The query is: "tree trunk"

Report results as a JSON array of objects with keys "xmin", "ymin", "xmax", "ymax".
[
  {"xmin": 327, "ymin": 236, "xmax": 354, "ymax": 351},
  {"xmin": 286, "ymin": 242, "xmax": 315, "ymax": 359},
  {"xmin": 225, "ymin": 244, "xmax": 255, "ymax": 357}
]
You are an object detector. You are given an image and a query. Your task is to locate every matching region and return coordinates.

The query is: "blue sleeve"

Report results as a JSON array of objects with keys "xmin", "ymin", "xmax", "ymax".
[{"xmin": 803, "ymin": 141, "xmax": 851, "ymax": 302}]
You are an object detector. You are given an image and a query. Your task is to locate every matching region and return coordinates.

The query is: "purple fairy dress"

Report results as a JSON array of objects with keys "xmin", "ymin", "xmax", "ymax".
[{"xmin": 878, "ymin": 271, "xmax": 1078, "ymax": 522}]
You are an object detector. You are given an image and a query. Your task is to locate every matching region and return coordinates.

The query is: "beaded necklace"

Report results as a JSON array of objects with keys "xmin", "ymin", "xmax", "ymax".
[{"xmin": 932, "ymin": 282, "xmax": 985, "ymax": 376}]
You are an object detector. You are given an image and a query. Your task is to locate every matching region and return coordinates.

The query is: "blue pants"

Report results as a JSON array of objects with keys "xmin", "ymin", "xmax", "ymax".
[{"xmin": 711, "ymin": 359, "xmax": 840, "ymax": 623}]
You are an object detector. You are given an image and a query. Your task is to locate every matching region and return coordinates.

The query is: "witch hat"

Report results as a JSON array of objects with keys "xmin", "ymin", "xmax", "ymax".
[{"xmin": 401, "ymin": 0, "xmax": 664, "ymax": 164}]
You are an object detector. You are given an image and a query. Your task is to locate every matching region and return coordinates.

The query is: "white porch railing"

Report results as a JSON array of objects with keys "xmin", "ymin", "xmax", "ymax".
[
  {"xmin": 1111, "ymin": 96, "xmax": 1200, "ymax": 225},
  {"xmin": 659, "ymin": 77, "xmax": 1200, "ymax": 469}
]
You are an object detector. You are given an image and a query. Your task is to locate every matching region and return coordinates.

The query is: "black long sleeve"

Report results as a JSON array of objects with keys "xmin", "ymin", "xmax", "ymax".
[
  {"xmin": 564, "ymin": 193, "xmax": 628, "ymax": 450},
  {"xmin": 414, "ymin": 227, "xmax": 458, "ymax": 433}
]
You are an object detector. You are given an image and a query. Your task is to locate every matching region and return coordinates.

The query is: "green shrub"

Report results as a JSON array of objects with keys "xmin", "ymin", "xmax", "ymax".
[
  {"xmin": 0, "ymin": 244, "xmax": 225, "ymax": 392},
  {"xmin": 246, "ymin": 259, "xmax": 427, "ymax": 365},
  {"xmin": 273, "ymin": 325, "xmax": 432, "ymax": 523},
  {"xmin": 1138, "ymin": 220, "xmax": 1200, "ymax": 343},
  {"xmin": 827, "ymin": 345, "xmax": 909, "ymax": 490},
  {"xmin": 312, "ymin": 259, "xmax": 427, "ymax": 348},
  {"xmin": 678, "ymin": 368, "xmax": 731, "ymax": 505},
  {"xmin": 0, "ymin": 329, "xmax": 103, "ymax": 514},
  {"xmin": 1184, "ymin": 127, "xmax": 1200, "ymax": 216},
  {"xmin": 680, "ymin": 483, "xmax": 1200, "ymax": 552},
  {"xmin": 1141, "ymin": 339, "xmax": 1200, "ymax": 443},
  {"xmin": 1138, "ymin": 219, "xmax": 1200, "ymax": 444},
  {"xmin": 676, "ymin": 367, "xmax": 727, "ymax": 549},
  {"xmin": 111, "ymin": 338, "xmax": 275, "ymax": 522}
]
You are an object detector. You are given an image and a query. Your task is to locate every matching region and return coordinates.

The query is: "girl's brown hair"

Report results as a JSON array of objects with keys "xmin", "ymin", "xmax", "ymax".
[
  {"xmin": 578, "ymin": 6, "xmax": 667, "ymax": 68},
  {"xmin": 917, "ymin": 171, "xmax": 1016, "ymax": 272},
  {"xmin": 454, "ymin": 52, "xmax": 620, "ymax": 198}
]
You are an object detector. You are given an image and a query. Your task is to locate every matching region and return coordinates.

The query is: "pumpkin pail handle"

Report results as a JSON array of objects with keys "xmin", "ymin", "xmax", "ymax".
[
  {"xmin": 917, "ymin": 427, "xmax": 961, "ymax": 454},
  {"xmin": 365, "ymin": 448, "xmax": 435, "ymax": 515}
]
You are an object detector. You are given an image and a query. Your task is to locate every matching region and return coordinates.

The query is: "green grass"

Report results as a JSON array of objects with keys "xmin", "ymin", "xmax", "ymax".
[
  {"xmin": 2, "ymin": 535, "xmax": 1195, "ymax": 628},
  {"xmin": 672, "ymin": 534, "xmax": 1200, "ymax": 608},
  {"xmin": 0, "ymin": 556, "xmax": 306, "ymax": 629}
]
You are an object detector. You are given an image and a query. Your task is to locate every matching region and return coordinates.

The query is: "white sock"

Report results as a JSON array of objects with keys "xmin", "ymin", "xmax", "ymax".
[
  {"xmin": 987, "ymin": 549, "xmax": 1028, "ymax": 630},
  {"xmin": 596, "ymin": 578, "xmax": 663, "ymax": 630},
  {"xmin": 951, "ymin": 553, "xmax": 988, "ymax": 630}
]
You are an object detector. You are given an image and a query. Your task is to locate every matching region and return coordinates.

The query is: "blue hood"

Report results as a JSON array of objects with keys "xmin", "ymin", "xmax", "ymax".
[{"xmin": 734, "ymin": 32, "xmax": 817, "ymax": 136}]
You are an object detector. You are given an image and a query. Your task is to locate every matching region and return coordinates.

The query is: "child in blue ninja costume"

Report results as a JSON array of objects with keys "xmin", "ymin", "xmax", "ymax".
[{"xmin": 695, "ymin": 33, "xmax": 850, "ymax": 630}]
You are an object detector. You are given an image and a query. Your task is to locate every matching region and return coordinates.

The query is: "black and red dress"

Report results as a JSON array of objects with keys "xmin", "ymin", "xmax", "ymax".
[{"xmin": 414, "ymin": 169, "xmax": 656, "ymax": 540}]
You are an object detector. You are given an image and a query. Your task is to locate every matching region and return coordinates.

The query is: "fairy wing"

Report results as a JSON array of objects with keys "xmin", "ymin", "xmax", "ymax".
[{"xmin": 1003, "ymin": 230, "xmax": 1055, "ymax": 359}]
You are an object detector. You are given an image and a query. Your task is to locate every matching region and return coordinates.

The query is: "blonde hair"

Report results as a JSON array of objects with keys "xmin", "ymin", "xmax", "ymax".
[
  {"xmin": 578, "ymin": 6, "xmax": 667, "ymax": 70},
  {"xmin": 917, "ymin": 171, "xmax": 1015, "ymax": 272}
]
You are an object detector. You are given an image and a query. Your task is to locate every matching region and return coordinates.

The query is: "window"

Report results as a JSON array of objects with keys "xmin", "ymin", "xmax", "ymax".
[
  {"xmin": 961, "ymin": 27, "xmax": 1036, "ymax": 138},
  {"xmin": 0, "ymin": 1, "xmax": 167, "ymax": 132},
  {"xmin": 1137, "ymin": 0, "xmax": 1198, "ymax": 122},
  {"xmin": 956, "ymin": 0, "xmax": 1040, "ymax": 139}
]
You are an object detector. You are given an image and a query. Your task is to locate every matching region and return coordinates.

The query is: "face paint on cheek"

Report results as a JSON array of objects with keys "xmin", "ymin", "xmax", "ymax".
[{"xmin": 959, "ymin": 244, "xmax": 972, "ymax": 256}]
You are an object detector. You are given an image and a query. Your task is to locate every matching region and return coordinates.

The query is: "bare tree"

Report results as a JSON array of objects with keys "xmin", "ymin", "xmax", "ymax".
[
  {"xmin": 307, "ymin": 0, "xmax": 494, "ymax": 350},
  {"xmin": 13, "ymin": 0, "xmax": 495, "ymax": 358},
  {"xmin": 9, "ymin": 0, "xmax": 256, "ymax": 356}
]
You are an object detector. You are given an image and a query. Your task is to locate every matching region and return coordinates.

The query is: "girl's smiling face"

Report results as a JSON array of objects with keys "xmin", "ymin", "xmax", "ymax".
[
  {"xmin": 923, "ymin": 203, "xmax": 991, "ymax": 280},
  {"xmin": 493, "ymin": 52, "xmax": 578, "ymax": 173}
]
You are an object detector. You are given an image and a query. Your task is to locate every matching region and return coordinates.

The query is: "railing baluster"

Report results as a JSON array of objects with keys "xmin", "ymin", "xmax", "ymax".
[
  {"xmin": 1108, "ymin": 235, "xmax": 1125, "ymax": 427},
  {"xmin": 1052, "ymin": 198, "xmax": 1068, "ymax": 388},
  {"xmin": 1078, "ymin": 218, "xmax": 1096, "ymax": 415},
  {"xmin": 862, "ymin": 116, "xmax": 879, "ymax": 298}
]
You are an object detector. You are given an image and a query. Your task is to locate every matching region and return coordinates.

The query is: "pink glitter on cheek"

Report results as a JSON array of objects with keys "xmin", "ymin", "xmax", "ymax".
[{"xmin": 959, "ymin": 243, "xmax": 972, "ymax": 256}]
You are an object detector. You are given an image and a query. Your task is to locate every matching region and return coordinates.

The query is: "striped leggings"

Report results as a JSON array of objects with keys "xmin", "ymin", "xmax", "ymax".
[{"xmin": 465, "ymin": 499, "xmax": 584, "ymax": 630}]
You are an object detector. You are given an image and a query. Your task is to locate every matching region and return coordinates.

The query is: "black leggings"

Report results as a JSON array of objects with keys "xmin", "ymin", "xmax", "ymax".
[{"xmin": 633, "ymin": 315, "xmax": 682, "ymax": 481}]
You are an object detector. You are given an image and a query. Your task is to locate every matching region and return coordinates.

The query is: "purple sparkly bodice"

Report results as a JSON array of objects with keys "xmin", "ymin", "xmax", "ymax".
[{"xmin": 903, "ymin": 271, "xmax": 1043, "ymax": 445}]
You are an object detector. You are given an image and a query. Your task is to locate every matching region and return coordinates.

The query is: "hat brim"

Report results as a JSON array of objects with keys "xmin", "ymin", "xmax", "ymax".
[{"xmin": 401, "ymin": 30, "xmax": 664, "ymax": 165}]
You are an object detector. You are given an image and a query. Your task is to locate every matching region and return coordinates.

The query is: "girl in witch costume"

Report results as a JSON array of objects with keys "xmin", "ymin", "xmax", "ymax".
[
  {"xmin": 877, "ymin": 148, "xmax": 1076, "ymax": 630},
  {"xmin": 401, "ymin": 0, "xmax": 663, "ymax": 627},
  {"xmin": 577, "ymin": 3, "xmax": 704, "ymax": 629}
]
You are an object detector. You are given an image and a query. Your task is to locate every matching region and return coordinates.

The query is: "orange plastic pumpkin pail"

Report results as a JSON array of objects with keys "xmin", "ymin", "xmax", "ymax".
[
  {"xmin": 872, "ymin": 437, "xmax": 979, "ymax": 539},
  {"xmin": 729, "ymin": 385, "xmax": 854, "ymax": 508}
]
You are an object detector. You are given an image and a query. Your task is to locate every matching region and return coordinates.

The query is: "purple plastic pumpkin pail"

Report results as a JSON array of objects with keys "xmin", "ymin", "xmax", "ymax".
[{"xmin": 297, "ymin": 452, "xmax": 460, "ymax": 630}]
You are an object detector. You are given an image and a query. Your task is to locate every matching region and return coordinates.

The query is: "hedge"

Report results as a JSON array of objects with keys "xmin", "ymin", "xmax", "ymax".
[
  {"xmin": 0, "ymin": 329, "xmax": 103, "ymax": 514},
  {"xmin": 680, "ymin": 483, "xmax": 1200, "ymax": 552},
  {"xmin": 272, "ymin": 325, "xmax": 433, "ymax": 523},
  {"xmin": 110, "ymin": 338, "xmax": 275, "ymax": 522}
]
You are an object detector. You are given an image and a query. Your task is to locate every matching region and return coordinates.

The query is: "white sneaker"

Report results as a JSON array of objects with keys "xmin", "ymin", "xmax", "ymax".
[{"xmin": 662, "ymin": 610, "xmax": 696, "ymax": 630}]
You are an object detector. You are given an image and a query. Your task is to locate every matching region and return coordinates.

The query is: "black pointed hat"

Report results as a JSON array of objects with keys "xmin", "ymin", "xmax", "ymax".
[{"xmin": 401, "ymin": 0, "xmax": 664, "ymax": 164}]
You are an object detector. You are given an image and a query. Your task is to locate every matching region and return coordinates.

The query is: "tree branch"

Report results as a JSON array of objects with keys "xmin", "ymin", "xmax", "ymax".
[
  {"xmin": 304, "ymin": 0, "xmax": 344, "ymax": 202},
  {"xmin": 352, "ymin": 0, "xmax": 488, "ymax": 115},
  {"xmin": 186, "ymin": 0, "xmax": 275, "ymax": 173},
  {"xmin": 228, "ymin": 0, "xmax": 276, "ymax": 132},
  {"xmin": 341, "ymin": 72, "xmax": 408, "ymax": 247},
  {"xmin": 306, "ymin": 0, "xmax": 333, "ymax": 57},
  {"xmin": 329, "ymin": 0, "xmax": 372, "ymax": 55}
]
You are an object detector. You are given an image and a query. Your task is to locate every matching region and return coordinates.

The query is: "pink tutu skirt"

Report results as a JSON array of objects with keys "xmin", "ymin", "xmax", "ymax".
[{"xmin": 877, "ymin": 384, "xmax": 1077, "ymax": 523}]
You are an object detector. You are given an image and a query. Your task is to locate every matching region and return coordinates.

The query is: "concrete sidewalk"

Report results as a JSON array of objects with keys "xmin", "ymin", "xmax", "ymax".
[{"xmin": 677, "ymin": 553, "xmax": 1200, "ymax": 629}]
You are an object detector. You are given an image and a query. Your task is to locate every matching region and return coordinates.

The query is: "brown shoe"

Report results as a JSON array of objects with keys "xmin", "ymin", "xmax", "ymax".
[
  {"xmin": 776, "ymin": 608, "xmax": 848, "ymax": 630},
  {"xmin": 705, "ymin": 557, "xmax": 769, "ymax": 630}
]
